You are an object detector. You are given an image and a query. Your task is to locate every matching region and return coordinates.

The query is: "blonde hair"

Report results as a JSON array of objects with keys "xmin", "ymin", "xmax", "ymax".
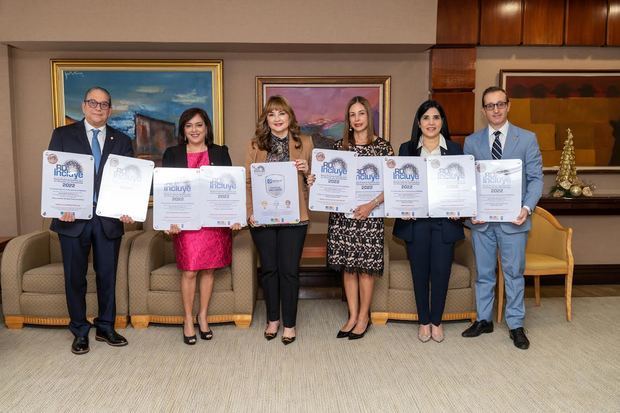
[{"xmin": 253, "ymin": 95, "xmax": 302, "ymax": 151}]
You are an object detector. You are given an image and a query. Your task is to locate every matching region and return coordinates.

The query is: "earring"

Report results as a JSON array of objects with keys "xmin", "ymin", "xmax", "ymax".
[{"xmin": 349, "ymin": 127, "xmax": 353, "ymax": 132}]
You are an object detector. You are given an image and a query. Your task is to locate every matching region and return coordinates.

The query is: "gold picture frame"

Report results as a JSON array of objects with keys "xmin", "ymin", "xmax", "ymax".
[
  {"xmin": 51, "ymin": 59, "xmax": 224, "ymax": 165},
  {"xmin": 256, "ymin": 76, "xmax": 391, "ymax": 144}
]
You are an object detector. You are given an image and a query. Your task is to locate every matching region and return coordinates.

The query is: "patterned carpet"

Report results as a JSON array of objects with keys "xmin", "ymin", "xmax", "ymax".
[{"xmin": 0, "ymin": 297, "xmax": 619, "ymax": 412}]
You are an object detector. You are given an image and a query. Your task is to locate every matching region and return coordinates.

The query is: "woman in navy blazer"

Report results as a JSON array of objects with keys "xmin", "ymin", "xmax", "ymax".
[{"xmin": 393, "ymin": 100, "xmax": 465, "ymax": 343}]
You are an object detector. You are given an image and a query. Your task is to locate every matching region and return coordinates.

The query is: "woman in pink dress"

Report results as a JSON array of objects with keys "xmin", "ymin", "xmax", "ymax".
[{"xmin": 162, "ymin": 107, "xmax": 241, "ymax": 345}]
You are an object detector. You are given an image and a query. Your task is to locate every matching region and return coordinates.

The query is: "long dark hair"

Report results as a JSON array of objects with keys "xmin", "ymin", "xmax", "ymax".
[
  {"xmin": 177, "ymin": 107, "xmax": 214, "ymax": 146},
  {"xmin": 341, "ymin": 96, "xmax": 376, "ymax": 150},
  {"xmin": 410, "ymin": 100, "xmax": 451, "ymax": 150},
  {"xmin": 253, "ymin": 95, "xmax": 302, "ymax": 151}
]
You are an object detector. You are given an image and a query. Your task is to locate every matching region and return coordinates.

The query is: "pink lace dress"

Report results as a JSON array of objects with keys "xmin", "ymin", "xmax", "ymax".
[{"xmin": 173, "ymin": 150, "xmax": 232, "ymax": 271}]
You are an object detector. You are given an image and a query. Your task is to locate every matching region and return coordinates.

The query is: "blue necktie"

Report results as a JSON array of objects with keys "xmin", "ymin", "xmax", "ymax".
[
  {"xmin": 492, "ymin": 130, "xmax": 502, "ymax": 160},
  {"xmin": 92, "ymin": 129, "xmax": 102, "ymax": 172},
  {"xmin": 92, "ymin": 129, "xmax": 102, "ymax": 202}
]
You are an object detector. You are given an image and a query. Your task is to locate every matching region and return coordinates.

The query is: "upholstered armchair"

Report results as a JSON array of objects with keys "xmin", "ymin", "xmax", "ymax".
[
  {"xmin": 1, "ymin": 225, "xmax": 141, "ymax": 329},
  {"xmin": 127, "ymin": 229, "xmax": 256, "ymax": 328},
  {"xmin": 497, "ymin": 206, "xmax": 574, "ymax": 321},
  {"xmin": 371, "ymin": 225, "xmax": 477, "ymax": 325}
]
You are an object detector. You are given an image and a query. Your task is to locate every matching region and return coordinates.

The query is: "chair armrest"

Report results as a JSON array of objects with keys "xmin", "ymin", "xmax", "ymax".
[
  {"xmin": 231, "ymin": 229, "xmax": 257, "ymax": 314},
  {"xmin": 1, "ymin": 231, "xmax": 51, "ymax": 315},
  {"xmin": 128, "ymin": 230, "xmax": 165, "ymax": 314},
  {"xmin": 454, "ymin": 230, "xmax": 477, "ymax": 289},
  {"xmin": 371, "ymin": 237, "xmax": 390, "ymax": 312},
  {"xmin": 116, "ymin": 230, "xmax": 143, "ymax": 315}
]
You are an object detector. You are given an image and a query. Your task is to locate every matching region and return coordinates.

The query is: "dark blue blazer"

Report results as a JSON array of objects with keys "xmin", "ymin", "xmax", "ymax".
[
  {"xmin": 392, "ymin": 138, "xmax": 465, "ymax": 243},
  {"xmin": 48, "ymin": 120, "xmax": 134, "ymax": 239}
]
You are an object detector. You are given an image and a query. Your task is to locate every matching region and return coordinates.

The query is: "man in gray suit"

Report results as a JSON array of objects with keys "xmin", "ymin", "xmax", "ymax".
[{"xmin": 461, "ymin": 86, "xmax": 543, "ymax": 349}]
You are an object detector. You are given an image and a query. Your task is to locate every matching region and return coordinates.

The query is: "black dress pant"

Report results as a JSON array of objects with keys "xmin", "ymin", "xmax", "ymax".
[
  {"xmin": 405, "ymin": 219, "xmax": 455, "ymax": 326},
  {"xmin": 58, "ymin": 214, "xmax": 121, "ymax": 337},
  {"xmin": 250, "ymin": 224, "xmax": 307, "ymax": 328}
]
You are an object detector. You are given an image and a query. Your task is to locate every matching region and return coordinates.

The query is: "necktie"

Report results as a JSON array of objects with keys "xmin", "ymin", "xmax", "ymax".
[
  {"xmin": 492, "ymin": 130, "xmax": 502, "ymax": 160},
  {"xmin": 92, "ymin": 129, "xmax": 102, "ymax": 172},
  {"xmin": 92, "ymin": 129, "xmax": 102, "ymax": 203}
]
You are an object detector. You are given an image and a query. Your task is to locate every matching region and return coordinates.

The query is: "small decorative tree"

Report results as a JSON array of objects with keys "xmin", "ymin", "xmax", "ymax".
[{"xmin": 550, "ymin": 129, "xmax": 594, "ymax": 198}]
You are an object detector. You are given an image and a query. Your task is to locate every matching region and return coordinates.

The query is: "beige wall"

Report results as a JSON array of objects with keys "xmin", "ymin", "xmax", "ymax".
[
  {"xmin": 0, "ymin": 44, "xmax": 18, "ymax": 235},
  {"xmin": 8, "ymin": 48, "xmax": 429, "ymax": 235}
]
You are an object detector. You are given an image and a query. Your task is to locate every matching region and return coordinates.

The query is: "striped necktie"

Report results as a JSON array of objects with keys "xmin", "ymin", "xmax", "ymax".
[{"xmin": 492, "ymin": 130, "xmax": 502, "ymax": 160}]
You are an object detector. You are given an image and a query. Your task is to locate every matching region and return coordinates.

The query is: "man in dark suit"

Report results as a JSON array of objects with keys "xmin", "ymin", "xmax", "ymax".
[
  {"xmin": 48, "ymin": 86, "xmax": 135, "ymax": 354},
  {"xmin": 461, "ymin": 86, "xmax": 543, "ymax": 350}
]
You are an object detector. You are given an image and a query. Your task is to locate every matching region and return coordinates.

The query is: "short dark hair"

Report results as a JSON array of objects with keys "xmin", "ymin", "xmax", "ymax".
[
  {"xmin": 83, "ymin": 86, "xmax": 112, "ymax": 106},
  {"xmin": 177, "ymin": 107, "xmax": 214, "ymax": 146},
  {"xmin": 481, "ymin": 86, "xmax": 508, "ymax": 106},
  {"xmin": 410, "ymin": 100, "xmax": 451, "ymax": 147}
]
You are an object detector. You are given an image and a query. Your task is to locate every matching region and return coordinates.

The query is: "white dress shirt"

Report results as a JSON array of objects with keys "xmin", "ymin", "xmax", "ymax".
[
  {"xmin": 417, "ymin": 134, "xmax": 448, "ymax": 157},
  {"xmin": 84, "ymin": 120, "xmax": 106, "ymax": 153}
]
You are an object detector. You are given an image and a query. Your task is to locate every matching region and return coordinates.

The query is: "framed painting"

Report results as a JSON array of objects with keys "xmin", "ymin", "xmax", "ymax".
[
  {"xmin": 500, "ymin": 70, "xmax": 620, "ymax": 169},
  {"xmin": 51, "ymin": 59, "xmax": 224, "ymax": 166},
  {"xmin": 256, "ymin": 76, "xmax": 390, "ymax": 148}
]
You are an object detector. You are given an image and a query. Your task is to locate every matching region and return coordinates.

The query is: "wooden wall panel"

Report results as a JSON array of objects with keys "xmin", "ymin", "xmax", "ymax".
[
  {"xmin": 608, "ymin": 0, "xmax": 620, "ymax": 46},
  {"xmin": 431, "ymin": 92, "xmax": 475, "ymax": 135},
  {"xmin": 480, "ymin": 0, "xmax": 523, "ymax": 45},
  {"xmin": 436, "ymin": 0, "xmax": 480, "ymax": 45},
  {"xmin": 431, "ymin": 48, "xmax": 476, "ymax": 90},
  {"xmin": 565, "ymin": 0, "xmax": 608, "ymax": 45},
  {"xmin": 523, "ymin": 0, "xmax": 565, "ymax": 45}
]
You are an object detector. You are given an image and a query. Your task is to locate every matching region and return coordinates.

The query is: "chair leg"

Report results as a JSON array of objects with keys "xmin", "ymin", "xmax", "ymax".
[
  {"xmin": 497, "ymin": 262, "xmax": 504, "ymax": 323},
  {"xmin": 5, "ymin": 316, "xmax": 25, "ymax": 329},
  {"xmin": 371, "ymin": 312, "xmax": 389, "ymax": 326},
  {"xmin": 565, "ymin": 270, "xmax": 573, "ymax": 322},
  {"xmin": 130, "ymin": 315, "xmax": 150, "ymax": 329},
  {"xmin": 233, "ymin": 314, "xmax": 252, "ymax": 328},
  {"xmin": 534, "ymin": 276, "xmax": 541, "ymax": 306}
]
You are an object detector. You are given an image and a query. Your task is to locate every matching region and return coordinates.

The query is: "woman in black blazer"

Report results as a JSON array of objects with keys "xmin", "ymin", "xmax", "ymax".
[
  {"xmin": 161, "ymin": 107, "xmax": 240, "ymax": 345},
  {"xmin": 393, "ymin": 100, "xmax": 465, "ymax": 343}
]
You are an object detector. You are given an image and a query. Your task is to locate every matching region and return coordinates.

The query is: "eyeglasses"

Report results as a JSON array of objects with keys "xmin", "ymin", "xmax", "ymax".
[
  {"xmin": 84, "ymin": 99, "xmax": 111, "ymax": 110},
  {"xmin": 483, "ymin": 101, "xmax": 508, "ymax": 111}
]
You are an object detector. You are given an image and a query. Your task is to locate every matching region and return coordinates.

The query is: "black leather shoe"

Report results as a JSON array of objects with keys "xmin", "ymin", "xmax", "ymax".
[
  {"xmin": 509, "ymin": 327, "xmax": 530, "ymax": 350},
  {"xmin": 95, "ymin": 329, "xmax": 128, "ymax": 347},
  {"xmin": 461, "ymin": 320, "xmax": 494, "ymax": 337},
  {"xmin": 71, "ymin": 336, "xmax": 89, "ymax": 355},
  {"xmin": 348, "ymin": 321, "xmax": 370, "ymax": 340},
  {"xmin": 337, "ymin": 326, "xmax": 354, "ymax": 339}
]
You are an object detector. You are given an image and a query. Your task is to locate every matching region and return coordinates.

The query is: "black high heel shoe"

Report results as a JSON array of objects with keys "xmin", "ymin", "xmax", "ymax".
[
  {"xmin": 337, "ymin": 325, "xmax": 355, "ymax": 339},
  {"xmin": 348, "ymin": 320, "xmax": 371, "ymax": 340},
  {"xmin": 196, "ymin": 316, "xmax": 213, "ymax": 340},
  {"xmin": 183, "ymin": 324, "xmax": 197, "ymax": 345}
]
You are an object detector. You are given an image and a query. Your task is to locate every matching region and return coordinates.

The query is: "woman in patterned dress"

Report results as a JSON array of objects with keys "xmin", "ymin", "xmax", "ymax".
[
  {"xmin": 323, "ymin": 96, "xmax": 394, "ymax": 340},
  {"xmin": 245, "ymin": 95, "xmax": 313, "ymax": 345},
  {"xmin": 162, "ymin": 107, "xmax": 241, "ymax": 345}
]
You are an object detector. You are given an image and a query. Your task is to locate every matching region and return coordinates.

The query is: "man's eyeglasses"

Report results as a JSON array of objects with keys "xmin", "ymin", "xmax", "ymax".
[
  {"xmin": 483, "ymin": 101, "xmax": 508, "ymax": 111},
  {"xmin": 84, "ymin": 99, "xmax": 111, "ymax": 110}
]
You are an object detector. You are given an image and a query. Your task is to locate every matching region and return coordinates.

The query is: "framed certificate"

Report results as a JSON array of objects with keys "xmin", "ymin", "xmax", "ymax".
[
  {"xmin": 308, "ymin": 148, "xmax": 356, "ymax": 213},
  {"xmin": 152, "ymin": 167, "xmax": 202, "ymax": 230},
  {"xmin": 41, "ymin": 150, "xmax": 94, "ymax": 219},
  {"xmin": 200, "ymin": 166, "xmax": 247, "ymax": 227},
  {"xmin": 96, "ymin": 155, "xmax": 154, "ymax": 222},
  {"xmin": 250, "ymin": 162, "xmax": 300, "ymax": 225},
  {"xmin": 383, "ymin": 156, "xmax": 428, "ymax": 218},
  {"xmin": 345, "ymin": 156, "xmax": 385, "ymax": 218},
  {"xmin": 475, "ymin": 160, "xmax": 522, "ymax": 222},
  {"xmin": 426, "ymin": 154, "xmax": 477, "ymax": 218}
]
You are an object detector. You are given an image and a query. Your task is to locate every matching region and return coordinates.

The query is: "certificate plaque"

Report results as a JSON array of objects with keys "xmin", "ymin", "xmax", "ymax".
[
  {"xmin": 250, "ymin": 162, "xmax": 300, "ymax": 225},
  {"xmin": 345, "ymin": 156, "xmax": 385, "ymax": 218},
  {"xmin": 383, "ymin": 156, "xmax": 428, "ymax": 218},
  {"xmin": 200, "ymin": 166, "xmax": 247, "ymax": 227},
  {"xmin": 96, "ymin": 155, "xmax": 154, "ymax": 222},
  {"xmin": 475, "ymin": 159, "xmax": 522, "ymax": 222},
  {"xmin": 152, "ymin": 167, "xmax": 202, "ymax": 231},
  {"xmin": 308, "ymin": 149, "xmax": 356, "ymax": 213},
  {"xmin": 41, "ymin": 150, "xmax": 94, "ymax": 219},
  {"xmin": 426, "ymin": 155, "xmax": 477, "ymax": 218}
]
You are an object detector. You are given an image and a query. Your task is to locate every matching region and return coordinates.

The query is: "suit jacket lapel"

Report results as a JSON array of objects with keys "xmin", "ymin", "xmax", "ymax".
[
  {"xmin": 480, "ymin": 127, "xmax": 493, "ymax": 160},
  {"xmin": 502, "ymin": 124, "xmax": 518, "ymax": 159},
  {"xmin": 76, "ymin": 120, "xmax": 93, "ymax": 155}
]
